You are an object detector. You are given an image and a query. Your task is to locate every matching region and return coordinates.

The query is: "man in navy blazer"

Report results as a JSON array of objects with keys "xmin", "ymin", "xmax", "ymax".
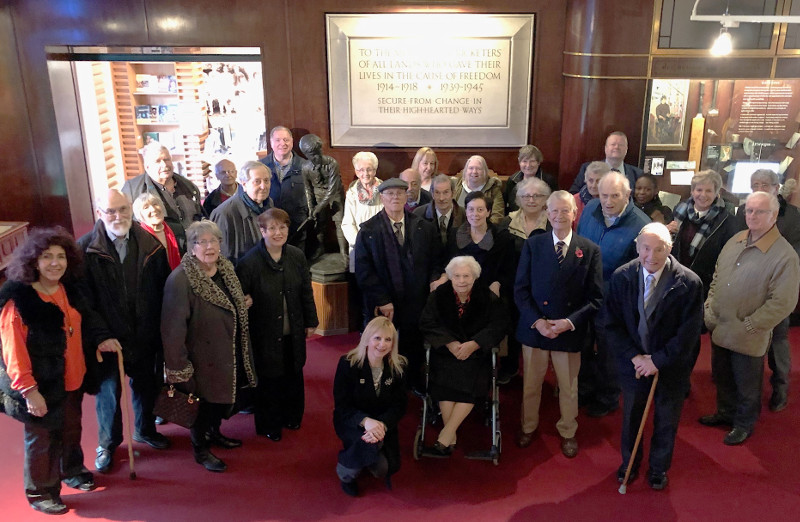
[
  {"xmin": 569, "ymin": 131, "xmax": 643, "ymax": 194},
  {"xmin": 603, "ymin": 222, "xmax": 703, "ymax": 490},
  {"xmin": 514, "ymin": 191, "xmax": 603, "ymax": 457}
]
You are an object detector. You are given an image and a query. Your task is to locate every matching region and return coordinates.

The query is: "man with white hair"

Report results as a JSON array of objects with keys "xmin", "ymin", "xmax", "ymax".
[
  {"xmin": 78, "ymin": 189, "xmax": 172, "ymax": 473},
  {"xmin": 576, "ymin": 171, "xmax": 650, "ymax": 418},
  {"xmin": 122, "ymin": 142, "xmax": 204, "ymax": 250},
  {"xmin": 604, "ymin": 222, "xmax": 703, "ymax": 490},
  {"xmin": 210, "ymin": 160, "xmax": 273, "ymax": 264},
  {"xmin": 701, "ymin": 192, "xmax": 800, "ymax": 445}
]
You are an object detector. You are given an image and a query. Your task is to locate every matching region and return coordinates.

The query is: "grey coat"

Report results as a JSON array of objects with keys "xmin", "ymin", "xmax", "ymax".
[{"xmin": 210, "ymin": 191, "xmax": 273, "ymax": 265}]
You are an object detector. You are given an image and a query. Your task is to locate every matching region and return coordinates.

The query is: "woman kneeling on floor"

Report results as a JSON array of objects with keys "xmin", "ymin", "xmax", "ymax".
[{"xmin": 333, "ymin": 316, "xmax": 407, "ymax": 496}]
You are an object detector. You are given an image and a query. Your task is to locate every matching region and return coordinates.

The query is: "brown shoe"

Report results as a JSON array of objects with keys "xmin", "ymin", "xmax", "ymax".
[
  {"xmin": 515, "ymin": 430, "xmax": 535, "ymax": 448},
  {"xmin": 561, "ymin": 437, "xmax": 578, "ymax": 458}
]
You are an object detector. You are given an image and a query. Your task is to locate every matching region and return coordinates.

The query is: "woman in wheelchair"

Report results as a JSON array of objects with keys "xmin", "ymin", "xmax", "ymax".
[{"xmin": 419, "ymin": 256, "xmax": 508, "ymax": 456}]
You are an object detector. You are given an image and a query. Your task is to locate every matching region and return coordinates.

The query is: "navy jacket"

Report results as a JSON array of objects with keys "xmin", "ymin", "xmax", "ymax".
[
  {"xmin": 569, "ymin": 162, "xmax": 643, "ymax": 194},
  {"xmin": 260, "ymin": 152, "xmax": 308, "ymax": 231}
]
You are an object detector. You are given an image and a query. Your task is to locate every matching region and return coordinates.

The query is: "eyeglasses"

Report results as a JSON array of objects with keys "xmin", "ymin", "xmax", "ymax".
[
  {"xmin": 745, "ymin": 208, "xmax": 773, "ymax": 216},
  {"xmin": 261, "ymin": 225, "xmax": 289, "ymax": 233},
  {"xmin": 520, "ymin": 194, "xmax": 547, "ymax": 200},
  {"xmin": 220, "ymin": 169, "xmax": 237, "ymax": 175},
  {"xmin": 194, "ymin": 238, "xmax": 220, "ymax": 247},
  {"xmin": 98, "ymin": 206, "xmax": 131, "ymax": 216},
  {"xmin": 751, "ymin": 183, "xmax": 777, "ymax": 191}
]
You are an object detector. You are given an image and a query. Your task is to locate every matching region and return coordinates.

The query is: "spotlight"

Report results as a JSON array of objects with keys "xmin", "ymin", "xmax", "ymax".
[{"xmin": 710, "ymin": 28, "xmax": 732, "ymax": 56}]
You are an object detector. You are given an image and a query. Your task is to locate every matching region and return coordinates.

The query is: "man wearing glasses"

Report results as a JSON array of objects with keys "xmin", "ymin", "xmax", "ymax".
[
  {"xmin": 78, "ymin": 189, "xmax": 171, "ymax": 473},
  {"xmin": 203, "ymin": 159, "xmax": 239, "ymax": 216}
]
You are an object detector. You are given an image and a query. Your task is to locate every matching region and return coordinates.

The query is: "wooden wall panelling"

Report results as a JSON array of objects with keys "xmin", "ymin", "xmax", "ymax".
[
  {"xmin": 175, "ymin": 62, "xmax": 207, "ymax": 192},
  {"xmin": 111, "ymin": 62, "xmax": 142, "ymax": 180}
]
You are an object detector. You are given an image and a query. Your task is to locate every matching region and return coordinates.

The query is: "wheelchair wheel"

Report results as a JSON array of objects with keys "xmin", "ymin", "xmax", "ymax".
[
  {"xmin": 413, "ymin": 427, "xmax": 423, "ymax": 460},
  {"xmin": 493, "ymin": 433, "xmax": 501, "ymax": 466}
]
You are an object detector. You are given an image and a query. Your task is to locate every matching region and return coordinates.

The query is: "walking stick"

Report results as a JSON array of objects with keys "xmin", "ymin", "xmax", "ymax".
[
  {"xmin": 116, "ymin": 350, "xmax": 137, "ymax": 480},
  {"xmin": 618, "ymin": 372, "xmax": 659, "ymax": 494}
]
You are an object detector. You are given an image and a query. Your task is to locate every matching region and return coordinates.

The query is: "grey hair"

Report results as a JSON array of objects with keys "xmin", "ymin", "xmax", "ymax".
[
  {"xmin": 238, "ymin": 160, "xmax": 270, "ymax": 184},
  {"xmin": 746, "ymin": 191, "xmax": 780, "ymax": 213},
  {"xmin": 546, "ymin": 190, "xmax": 577, "ymax": 212},
  {"xmin": 516, "ymin": 177, "xmax": 551, "ymax": 206},
  {"xmin": 186, "ymin": 219, "xmax": 223, "ymax": 246},
  {"xmin": 131, "ymin": 192, "xmax": 163, "ymax": 223},
  {"xmin": 750, "ymin": 168, "xmax": 780, "ymax": 187},
  {"xmin": 269, "ymin": 126, "xmax": 292, "ymax": 139},
  {"xmin": 445, "ymin": 255, "xmax": 482, "ymax": 280},
  {"xmin": 462, "ymin": 155, "xmax": 489, "ymax": 179},
  {"xmin": 352, "ymin": 151, "xmax": 378, "ymax": 170},
  {"xmin": 690, "ymin": 169, "xmax": 722, "ymax": 194},
  {"xmin": 636, "ymin": 222, "xmax": 673, "ymax": 250},
  {"xmin": 141, "ymin": 141, "xmax": 170, "ymax": 164},
  {"xmin": 585, "ymin": 161, "xmax": 611, "ymax": 177},
  {"xmin": 431, "ymin": 173, "xmax": 453, "ymax": 192},
  {"xmin": 598, "ymin": 170, "xmax": 630, "ymax": 193}
]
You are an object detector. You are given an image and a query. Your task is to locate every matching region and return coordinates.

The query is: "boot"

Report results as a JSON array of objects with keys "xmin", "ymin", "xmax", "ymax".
[
  {"xmin": 206, "ymin": 427, "xmax": 242, "ymax": 449},
  {"xmin": 192, "ymin": 443, "xmax": 227, "ymax": 472}
]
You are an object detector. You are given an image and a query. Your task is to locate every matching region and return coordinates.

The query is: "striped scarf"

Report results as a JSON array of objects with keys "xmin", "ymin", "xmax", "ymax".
[{"xmin": 672, "ymin": 195, "xmax": 725, "ymax": 257}]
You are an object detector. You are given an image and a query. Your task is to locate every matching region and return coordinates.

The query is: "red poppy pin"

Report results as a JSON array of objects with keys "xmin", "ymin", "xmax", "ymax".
[{"xmin": 575, "ymin": 248, "xmax": 583, "ymax": 258}]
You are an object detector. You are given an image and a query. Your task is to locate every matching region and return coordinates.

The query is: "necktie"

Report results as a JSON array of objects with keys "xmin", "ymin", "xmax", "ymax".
[
  {"xmin": 643, "ymin": 273, "xmax": 655, "ymax": 312},
  {"xmin": 114, "ymin": 236, "xmax": 127, "ymax": 263},
  {"xmin": 556, "ymin": 241, "xmax": 565, "ymax": 264},
  {"xmin": 611, "ymin": 168, "xmax": 621, "ymax": 173},
  {"xmin": 393, "ymin": 222, "xmax": 404, "ymax": 246},
  {"xmin": 439, "ymin": 215, "xmax": 448, "ymax": 244}
]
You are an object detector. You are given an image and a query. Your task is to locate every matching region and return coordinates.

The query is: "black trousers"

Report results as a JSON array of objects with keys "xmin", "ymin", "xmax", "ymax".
[
  {"xmin": 190, "ymin": 402, "xmax": 234, "ymax": 449},
  {"xmin": 24, "ymin": 390, "xmax": 87, "ymax": 503},
  {"xmin": 619, "ymin": 371, "xmax": 688, "ymax": 474},
  {"xmin": 254, "ymin": 370, "xmax": 305, "ymax": 435},
  {"xmin": 579, "ymin": 321, "xmax": 619, "ymax": 409},
  {"xmin": 711, "ymin": 343, "xmax": 764, "ymax": 431}
]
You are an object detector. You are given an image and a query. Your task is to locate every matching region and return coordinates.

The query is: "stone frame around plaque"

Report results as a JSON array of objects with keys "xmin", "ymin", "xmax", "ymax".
[{"xmin": 326, "ymin": 13, "xmax": 534, "ymax": 148}]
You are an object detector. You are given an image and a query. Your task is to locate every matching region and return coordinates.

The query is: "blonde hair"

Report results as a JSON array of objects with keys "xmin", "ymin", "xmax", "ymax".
[
  {"xmin": 345, "ymin": 316, "xmax": 406, "ymax": 376},
  {"xmin": 411, "ymin": 147, "xmax": 438, "ymax": 177}
]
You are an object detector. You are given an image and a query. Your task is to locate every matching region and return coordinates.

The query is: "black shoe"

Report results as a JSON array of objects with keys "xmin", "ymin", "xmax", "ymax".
[
  {"xmin": 647, "ymin": 470, "xmax": 669, "ymax": 490},
  {"xmin": 284, "ymin": 422, "xmax": 301, "ymax": 430},
  {"xmin": 133, "ymin": 431, "xmax": 171, "ymax": 450},
  {"xmin": 497, "ymin": 368, "xmax": 519, "ymax": 385},
  {"xmin": 155, "ymin": 416, "xmax": 167, "ymax": 425},
  {"xmin": 617, "ymin": 464, "xmax": 639, "ymax": 484},
  {"xmin": 193, "ymin": 447, "xmax": 227, "ymax": 472},
  {"xmin": 63, "ymin": 473, "xmax": 95, "ymax": 491},
  {"xmin": 422, "ymin": 441, "xmax": 453, "ymax": 458},
  {"xmin": 95, "ymin": 448, "xmax": 113, "ymax": 474},
  {"xmin": 206, "ymin": 429, "xmax": 242, "ymax": 449},
  {"xmin": 769, "ymin": 393, "xmax": 788, "ymax": 412},
  {"xmin": 723, "ymin": 427, "xmax": 751, "ymax": 446},
  {"xmin": 341, "ymin": 480, "xmax": 359, "ymax": 497},
  {"xmin": 587, "ymin": 401, "xmax": 618, "ymax": 418},
  {"xmin": 263, "ymin": 430, "xmax": 282, "ymax": 442},
  {"xmin": 698, "ymin": 413, "xmax": 732, "ymax": 427},
  {"xmin": 385, "ymin": 476, "xmax": 393, "ymax": 491},
  {"xmin": 30, "ymin": 499, "xmax": 68, "ymax": 515}
]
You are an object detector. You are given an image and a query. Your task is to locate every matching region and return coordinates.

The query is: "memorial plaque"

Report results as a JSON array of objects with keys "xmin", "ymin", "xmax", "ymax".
[{"xmin": 326, "ymin": 14, "xmax": 534, "ymax": 147}]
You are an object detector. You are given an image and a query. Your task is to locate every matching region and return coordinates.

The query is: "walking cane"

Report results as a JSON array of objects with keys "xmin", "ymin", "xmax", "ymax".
[
  {"xmin": 618, "ymin": 372, "xmax": 659, "ymax": 494},
  {"xmin": 116, "ymin": 350, "xmax": 137, "ymax": 480}
]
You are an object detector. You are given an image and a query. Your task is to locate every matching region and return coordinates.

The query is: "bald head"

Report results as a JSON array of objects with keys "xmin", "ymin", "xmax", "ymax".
[
  {"xmin": 96, "ymin": 189, "xmax": 133, "ymax": 237},
  {"xmin": 598, "ymin": 171, "xmax": 631, "ymax": 218},
  {"xmin": 214, "ymin": 159, "xmax": 237, "ymax": 190},
  {"xmin": 399, "ymin": 168, "xmax": 421, "ymax": 202}
]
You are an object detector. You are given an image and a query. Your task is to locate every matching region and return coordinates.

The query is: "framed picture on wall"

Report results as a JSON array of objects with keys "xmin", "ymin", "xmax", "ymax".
[{"xmin": 646, "ymin": 79, "xmax": 690, "ymax": 150}]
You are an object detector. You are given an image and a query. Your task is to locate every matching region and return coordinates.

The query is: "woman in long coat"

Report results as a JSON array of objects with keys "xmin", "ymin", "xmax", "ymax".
[
  {"xmin": 333, "ymin": 316, "xmax": 407, "ymax": 497},
  {"xmin": 161, "ymin": 220, "xmax": 257, "ymax": 473},
  {"xmin": 237, "ymin": 208, "xmax": 318, "ymax": 441}
]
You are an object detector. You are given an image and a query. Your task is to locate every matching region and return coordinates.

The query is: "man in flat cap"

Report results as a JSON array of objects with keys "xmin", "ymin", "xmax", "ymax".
[{"xmin": 354, "ymin": 177, "xmax": 443, "ymax": 391}]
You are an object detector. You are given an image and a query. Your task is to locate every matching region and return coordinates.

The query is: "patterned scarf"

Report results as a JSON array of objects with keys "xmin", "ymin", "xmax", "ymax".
[
  {"xmin": 578, "ymin": 185, "xmax": 594, "ymax": 205},
  {"xmin": 357, "ymin": 179, "xmax": 381, "ymax": 205},
  {"xmin": 454, "ymin": 289, "xmax": 471, "ymax": 318},
  {"xmin": 672, "ymin": 195, "xmax": 725, "ymax": 257},
  {"xmin": 240, "ymin": 190, "xmax": 269, "ymax": 216}
]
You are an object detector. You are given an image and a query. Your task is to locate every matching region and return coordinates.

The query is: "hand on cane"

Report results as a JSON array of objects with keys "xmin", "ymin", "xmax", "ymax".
[
  {"xmin": 632, "ymin": 354, "xmax": 658, "ymax": 378},
  {"xmin": 96, "ymin": 338, "xmax": 122, "ymax": 362}
]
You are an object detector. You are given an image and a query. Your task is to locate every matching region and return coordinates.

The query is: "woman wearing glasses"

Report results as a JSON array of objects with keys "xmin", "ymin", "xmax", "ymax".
[{"xmin": 161, "ymin": 220, "xmax": 257, "ymax": 472}]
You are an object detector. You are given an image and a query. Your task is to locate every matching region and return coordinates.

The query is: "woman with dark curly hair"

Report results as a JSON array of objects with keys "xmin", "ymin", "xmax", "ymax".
[{"xmin": 0, "ymin": 227, "xmax": 97, "ymax": 515}]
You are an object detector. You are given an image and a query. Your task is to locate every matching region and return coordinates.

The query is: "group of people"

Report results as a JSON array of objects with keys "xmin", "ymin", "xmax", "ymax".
[{"xmin": 1, "ymin": 127, "xmax": 798, "ymax": 513}]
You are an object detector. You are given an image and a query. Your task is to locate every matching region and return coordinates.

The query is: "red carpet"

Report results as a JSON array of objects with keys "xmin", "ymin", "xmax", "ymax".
[{"xmin": 1, "ymin": 331, "xmax": 799, "ymax": 521}]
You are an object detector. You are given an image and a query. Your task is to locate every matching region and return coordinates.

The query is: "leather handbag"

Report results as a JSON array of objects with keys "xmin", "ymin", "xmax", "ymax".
[{"xmin": 153, "ymin": 385, "xmax": 200, "ymax": 428}]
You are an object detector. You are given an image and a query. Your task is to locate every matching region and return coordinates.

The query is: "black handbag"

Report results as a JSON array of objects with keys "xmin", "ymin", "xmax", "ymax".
[{"xmin": 153, "ymin": 385, "xmax": 200, "ymax": 428}]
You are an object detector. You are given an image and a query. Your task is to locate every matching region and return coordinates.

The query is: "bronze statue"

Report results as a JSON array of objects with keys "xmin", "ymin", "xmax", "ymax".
[{"xmin": 298, "ymin": 134, "xmax": 347, "ymax": 264}]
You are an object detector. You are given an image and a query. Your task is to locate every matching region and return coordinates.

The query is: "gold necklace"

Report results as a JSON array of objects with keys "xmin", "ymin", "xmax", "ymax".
[{"xmin": 39, "ymin": 284, "xmax": 74, "ymax": 337}]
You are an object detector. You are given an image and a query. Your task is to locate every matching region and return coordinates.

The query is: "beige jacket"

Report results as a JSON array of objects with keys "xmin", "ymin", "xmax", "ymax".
[
  {"xmin": 452, "ymin": 174, "xmax": 505, "ymax": 224},
  {"xmin": 704, "ymin": 226, "xmax": 800, "ymax": 356}
]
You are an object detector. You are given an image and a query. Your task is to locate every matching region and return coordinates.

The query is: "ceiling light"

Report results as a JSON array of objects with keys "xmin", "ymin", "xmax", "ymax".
[{"xmin": 710, "ymin": 28, "xmax": 732, "ymax": 56}]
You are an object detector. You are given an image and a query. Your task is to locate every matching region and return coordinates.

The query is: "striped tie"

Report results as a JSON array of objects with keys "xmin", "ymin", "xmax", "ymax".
[
  {"xmin": 393, "ymin": 222, "xmax": 404, "ymax": 246},
  {"xmin": 556, "ymin": 241, "xmax": 565, "ymax": 264},
  {"xmin": 643, "ymin": 273, "xmax": 655, "ymax": 312}
]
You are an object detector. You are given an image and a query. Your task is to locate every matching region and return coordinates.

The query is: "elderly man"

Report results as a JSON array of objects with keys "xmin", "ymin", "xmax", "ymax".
[
  {"xmin": 577, "ymin": 171, "xmax": 650, "ymax": 417},
  {"xmin": 210, "ymin": 160, "xmax": 273, "ymax": 264},
  {"xmin": 514, "ymin": 190, "xmax": 603, "ymax": 457},
  {"xmin": 604, "ymin": 223, "xmax": 703, "ymax": 490},
  {"xmin": 203, "ymin": 159, "xmax": 238, "ymax": 216},
  {"xmin": 569, "ymin": 131, "xmax": 643, "ymax": 194},
  {"xmin": 574, "ymin": 161, "xmax": 611, "ymax": 225},
  {"xmin": 260, "ymin": 126, "xmax": 308, "ymax": 249},
  {"xmin": 399, "ymin": 168, "xmax": 432, "ymax": 211},
  {"xmin": 733, "ymin": 169, "xmax": 800, "ymax": 412},
  {"xmin": 122, "ymin": 142, "xmax": 204, "ymax": 250},
  {"xmin": 702, "ymin": 192, "xmax": 800, "ymax": 445},
  {"xmin": 354, "ymin": 178, "xmax": 442, "ymax": 391},
  {"xmin": 78, "ymin": 189, "xmax": 171, "ymax": 473},
  {"xmin": 413, "ymin": 173, "xmax": 465, "ymax": 245}
]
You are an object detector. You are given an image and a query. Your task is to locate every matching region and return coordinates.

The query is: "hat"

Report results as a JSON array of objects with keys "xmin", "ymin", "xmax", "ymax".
[{"xmin": 377, "ymin": 178, "xmax": 408, "ymax": 193}]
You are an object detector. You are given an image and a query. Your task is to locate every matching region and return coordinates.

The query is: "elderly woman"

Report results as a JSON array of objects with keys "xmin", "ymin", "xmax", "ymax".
[
  {"xmin": 161, "ymin": 220, "xmax": 257, "ymax": 473},
  {"xmin": 420, "ymin": 256, "xmax": 508, "ymax": 456},
  {"xmin": 333, "ymin": 316, "xmax": 407, "ymax": 497},
  {"xmin": 634, "ymin": 174, "xmax": 673, "ymax": 223},
  {"xmin": 0, "ymin": 228, "xmax": 96, "ymax": 515},
  {"xmin": 237, "ymin": 209, "xmax": 318, "ymax": 441},
  {"xmin": 133, "ymin": 192, "xmax": 182, "ymax": 269},
  {"xmin": 411, "ymin": 146, "xmax": 439, "ymax": 193},
  {"xmin": 574, "ymin": 161, "xmax": 610, "ymax": 226},
  {"xmin": 504, "ymin": 145, "xmax": 558, "ymax": 213},
  {"xmin": 342, "ymin": 151, "xmax": 384, "ymax": 271},
  {"xmin": 453, "ymin": 155, "xmax": 505, "ymax": 224}
]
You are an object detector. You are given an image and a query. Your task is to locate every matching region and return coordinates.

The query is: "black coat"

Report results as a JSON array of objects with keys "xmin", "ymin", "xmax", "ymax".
[
  {"xmin": 445, "ymin": 222, "xmax": 516, "ymax": 295},
  {"xmin": 261, "ymin": 153, "xmax": 309, "ymax": 234},
  {"xmin": 570, "ymin": 162, "xmax": 643, "ymax": 194},
  {"xmin": 504, "ymin": 169, "xmax": 558, "ymax": 213},
  {"xmin": 0, "ymin": 281, "xmax": 98, "ymax": 428},
  {"xmin": 354, "ymin": 210, "xmax": 442, "ymax": 329},
  {"xmin": 514, "ymin": 233, "xmax": 603, "ymax": 351},
  {"xmin": 419, "ymin": 281, "xmax": 508, "ymax": 399},
  {"xmin": 236, "ymin": 241, "xmax": 319, "ymax": 379},
  {"xmin": 333, "ymin": 356, "xmax": 407, "ymax": 476},
  {"xmin": 77, "ymin": 220, "xmax": 170, "ymax": 370}
]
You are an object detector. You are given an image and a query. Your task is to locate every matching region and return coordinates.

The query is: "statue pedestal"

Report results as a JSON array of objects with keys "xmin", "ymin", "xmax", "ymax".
[{"xmin": 310, "ymin": 253, "xmax": 349, "ymax": 335}]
